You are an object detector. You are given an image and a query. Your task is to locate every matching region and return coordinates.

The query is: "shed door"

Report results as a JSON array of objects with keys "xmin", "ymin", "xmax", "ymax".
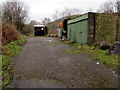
[
  {"xmin": 68, "ymin": 24, "xmax": 76, "ymax": 42},
  {"xmin": 76, "ymin": 20, "xmax": 88, "ymax": 44},
  {"xmin": 71, "ymin": 24, "xmax": 76, "ymax": 42},
  {"xmin": 68, "ymin": 25, "xmax": 71, "ymax": 41}
]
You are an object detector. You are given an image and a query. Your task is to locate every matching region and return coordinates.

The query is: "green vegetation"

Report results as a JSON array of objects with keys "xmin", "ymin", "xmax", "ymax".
[
  {"xmin": 63, "ymin": 42, "xmax": 119, "ymax": 67},
  {"xmin": 47, "ymin": 79, "xmax": 63, "ymax": 84},
  {"xmin": 28, "ymin": 34, "xmax": 34, "ymax": 37},
  {"xmin": 50, "ymin": 42, "xmax": 60, "ymax": 46},
  {"xmin": 2, "ymin": 36, "xmax": 26, "ymax": 88},
  {"xmin": 65, "ymin": 50, "xmax": 81, "ymax": 53}
]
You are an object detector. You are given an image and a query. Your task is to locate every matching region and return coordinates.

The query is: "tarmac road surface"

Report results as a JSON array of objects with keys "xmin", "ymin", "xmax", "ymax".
[{"xmin": 8, "ymin": 37, "xmax": 118, "ymax": 88}]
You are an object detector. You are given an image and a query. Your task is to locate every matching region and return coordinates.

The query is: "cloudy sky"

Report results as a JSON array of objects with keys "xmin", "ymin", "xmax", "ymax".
[
  {"xmin": 24, "ymin": 0, "xmax": 107, "ymax": 22},
  {"xmin": 1, "ymin": 0, "xmax": 114, "ymax": 22}
]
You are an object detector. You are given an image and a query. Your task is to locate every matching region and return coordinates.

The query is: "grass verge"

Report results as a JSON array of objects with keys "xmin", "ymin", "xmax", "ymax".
[
  {"xmin": 63, "ymin": 41, "xmax": 119, "ymax": 67},
  {"xmin": 1, "ymin": 36, "xmax": 26, "ymax": 88}
]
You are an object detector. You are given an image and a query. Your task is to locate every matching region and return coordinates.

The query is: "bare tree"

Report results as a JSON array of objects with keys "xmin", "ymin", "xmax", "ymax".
[
  {"xmin": 42, "ymin": 18, "xmax": 51, "ymax": 26},
  {"xmin": 52, "ymin": 8, "xmax": 82, "ymax": 20},
  {"xmin": 2, "ymin": 1, "xmax": 28, "ymax": 31},
  {"xmin": 52, "ymin": 10, "xmax": 60, "ymax": 20},
  {"xmin": 0, "ymin": 4, "xmax": 2, "ymax": 22},
  {"xmin": 60, "ymin": 7, "xmax": 82, "ymax": 18},
  {"xmin": 116, "ymin": 1, "xmax": 120, "ymax": 41},
  {"xmin": 0, "ymin": 4, "xmax": 2, "ymax": 43},
  {"xmin": 30, "ymin": 20, "xmax": 41, "ymax": 25},
  {"xmin": 98, "ymin": 1, "xmax": 119, "ymax": 14},
  {"xmin": 116, "ymin": 1, "xmax": 120, "ymax": 14}
]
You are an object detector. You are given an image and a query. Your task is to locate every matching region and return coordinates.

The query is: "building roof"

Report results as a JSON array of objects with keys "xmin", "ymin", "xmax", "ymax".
[
  {"xmin": 48, "ymin": 14, "xmax": 81, "ymax": 25},
  {"xmin": 34, "ymin": 25, "xmax": 45, "ymax": 27}
]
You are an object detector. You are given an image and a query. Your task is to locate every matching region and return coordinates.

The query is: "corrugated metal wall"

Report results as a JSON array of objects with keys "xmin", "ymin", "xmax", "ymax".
[
  {"xmin": 67, "ymin": 14, "xmax": 88, "ymax": 44},
  {"xmin": 76, "ymin": 20, "xmax": 88, "ymax": 44}
]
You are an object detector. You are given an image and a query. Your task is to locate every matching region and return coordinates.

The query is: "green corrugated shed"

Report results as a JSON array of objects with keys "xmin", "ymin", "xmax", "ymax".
[
  {"xmin": 67, "ymin": 12, "xmax": 119, "ymax": 44},
  {"xmin": 67, "ymin": 13, "xmax": 89, "ymax": 44}
]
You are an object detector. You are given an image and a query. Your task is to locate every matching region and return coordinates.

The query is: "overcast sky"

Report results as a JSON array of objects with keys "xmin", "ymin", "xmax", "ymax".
[
  {"xmin": 1, "ymin": 0, "xmax": 115, "ymax": 22},
  {"xmin": 24, "ymin": 0, "xmax": 107, "ymax": 22}
]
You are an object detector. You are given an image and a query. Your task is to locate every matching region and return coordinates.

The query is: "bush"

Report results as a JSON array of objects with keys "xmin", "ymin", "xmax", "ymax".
[{"xmin": 2, "ymin": 22, "xmax": 21, "ymax": 45}]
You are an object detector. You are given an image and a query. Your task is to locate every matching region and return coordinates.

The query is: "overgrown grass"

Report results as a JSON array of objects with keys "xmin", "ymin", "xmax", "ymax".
[
  {"xmin": 63, "ymin": 41, "xmax": 119, "ymax": 67},
  {"xmin": 1, "ymin": 36, "xmax": 26, "ymax": 88}
]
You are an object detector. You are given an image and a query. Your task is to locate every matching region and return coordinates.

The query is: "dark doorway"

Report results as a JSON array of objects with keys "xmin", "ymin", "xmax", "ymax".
[
  {"xmin": 63, "ymin": 19, "xmax": 68, "ymax": 38},
  {"xmin": 34, "ymin": 25, "xmax": 47, "ymax": 36}
]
